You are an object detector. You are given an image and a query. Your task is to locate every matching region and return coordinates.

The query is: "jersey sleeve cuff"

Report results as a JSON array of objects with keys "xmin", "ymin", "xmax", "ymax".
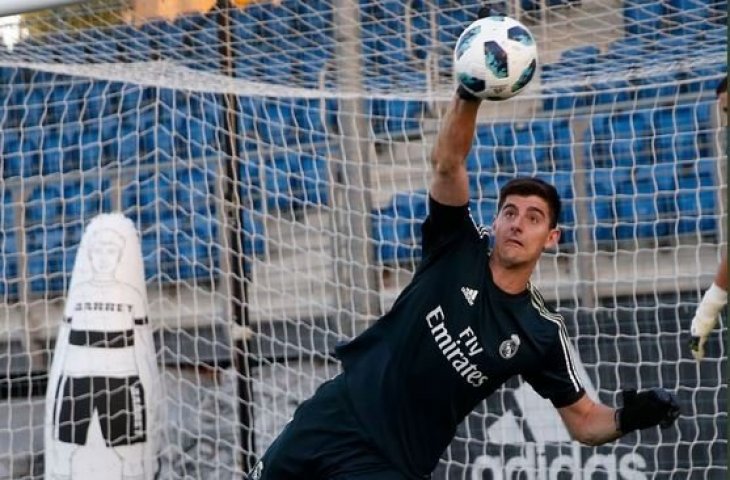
[{"xmin": 551, "ymin": 388, "xmax": 586, "ymax": 409}]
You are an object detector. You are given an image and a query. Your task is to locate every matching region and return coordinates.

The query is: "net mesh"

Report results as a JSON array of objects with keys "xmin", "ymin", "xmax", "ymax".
[{"xmin": 0, "ymin": 0, "xmax": 725, "ymax": 478}]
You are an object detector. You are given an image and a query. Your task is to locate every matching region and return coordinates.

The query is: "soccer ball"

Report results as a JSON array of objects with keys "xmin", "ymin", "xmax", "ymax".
[{"xmin": 454, "ymin": 16, "xmax": 538, "ymax": 100}]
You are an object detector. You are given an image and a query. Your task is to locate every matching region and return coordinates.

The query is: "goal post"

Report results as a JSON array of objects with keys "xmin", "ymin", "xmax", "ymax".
[{"xmin": 0, "ymin": 0, "xmax": 725, "ymax": 478}]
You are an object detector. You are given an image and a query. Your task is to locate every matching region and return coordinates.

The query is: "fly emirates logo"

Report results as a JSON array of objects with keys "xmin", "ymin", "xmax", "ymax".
[{"xmin": 426, "ymin": 306, "xmax": 487, "ymax": 387}]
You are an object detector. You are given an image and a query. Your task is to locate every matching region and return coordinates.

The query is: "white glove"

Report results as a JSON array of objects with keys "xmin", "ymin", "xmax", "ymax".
[{"xmin": 690, "ymin": 283, "xmax": 727, "ymax": 360}]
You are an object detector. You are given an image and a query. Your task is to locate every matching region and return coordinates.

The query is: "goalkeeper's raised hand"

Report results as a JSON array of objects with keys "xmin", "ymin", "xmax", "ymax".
[
  {"xmin": 455, "ymin": 4, "xmax": 495, "ymax": 102},
  {"xmin": 616, "ymin": 389, "xmax": 680, "ymax": 434}
]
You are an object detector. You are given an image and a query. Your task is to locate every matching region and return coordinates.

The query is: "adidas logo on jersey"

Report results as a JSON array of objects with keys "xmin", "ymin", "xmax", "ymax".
[{"xmin": 461, "ymin": 287, "xmax": 479, "ymax": 306}]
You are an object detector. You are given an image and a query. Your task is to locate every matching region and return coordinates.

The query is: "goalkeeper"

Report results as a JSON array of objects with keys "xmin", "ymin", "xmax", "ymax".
[
  {"xmin": 689, "ymin": 75, "xmax": 727, "ymax": 360},
  {"xmin": 248, "ymin": 21, "xmax": 679, "ymax": 480}
]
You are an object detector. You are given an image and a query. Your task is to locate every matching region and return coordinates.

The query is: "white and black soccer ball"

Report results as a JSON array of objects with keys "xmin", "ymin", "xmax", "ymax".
[{"xmin": 454, "ymin": 16, "xmax": 538, "ymax": 100}]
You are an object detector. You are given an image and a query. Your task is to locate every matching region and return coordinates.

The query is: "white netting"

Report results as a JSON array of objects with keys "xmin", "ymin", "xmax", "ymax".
[{"xmin": 0, "ymin": 0, "xmax": 725, "ymax": 478}]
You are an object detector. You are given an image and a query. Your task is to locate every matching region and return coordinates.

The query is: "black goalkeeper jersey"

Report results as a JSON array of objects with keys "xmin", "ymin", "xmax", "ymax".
[{"xmin": 335, "ymin": 196, "xmax": 585, "ymax": 478}]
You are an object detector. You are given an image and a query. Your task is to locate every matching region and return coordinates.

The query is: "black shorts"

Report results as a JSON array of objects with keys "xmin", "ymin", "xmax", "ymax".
[
  {"xmin": 54, "ymin": 375, "xmax": 147, "ymax": 447},
  {"xmin": 252, "ymin": 374, "xmax": 408, "ymax": 480}
]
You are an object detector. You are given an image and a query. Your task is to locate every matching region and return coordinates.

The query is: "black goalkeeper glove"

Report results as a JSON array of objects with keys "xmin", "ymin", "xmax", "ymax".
[
  {"xmin": 617, "ymin": 388, "xmax": 680, "ymax": 434},
  {"xmin": 456, "ymin": 5, "xmax": 496, "ymax": 102}
]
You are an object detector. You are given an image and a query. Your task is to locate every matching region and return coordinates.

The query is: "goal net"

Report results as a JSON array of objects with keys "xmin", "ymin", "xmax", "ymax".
[{"xmin": 0, "ymin": 0, "xmax": 725, "ymax": 478}]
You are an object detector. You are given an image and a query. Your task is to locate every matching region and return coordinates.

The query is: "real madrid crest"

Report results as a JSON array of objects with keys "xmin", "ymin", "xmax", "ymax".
[{"xmin": 499, "ymin": 334, "xmax": 521, "ymax": 359}]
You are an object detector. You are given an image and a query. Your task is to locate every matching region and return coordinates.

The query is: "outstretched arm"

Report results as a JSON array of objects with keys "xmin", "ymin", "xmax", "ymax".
[
  {"xmin": 558, "ymin": 389, "xmax": 679, "ymax": 446},
  {"xmin": 429, "ymin": 95, "xmax": 481, "ymax": 206},
  {"xmin": 557, "ymin": 394, "xmax": 620, "ymax": 446}
]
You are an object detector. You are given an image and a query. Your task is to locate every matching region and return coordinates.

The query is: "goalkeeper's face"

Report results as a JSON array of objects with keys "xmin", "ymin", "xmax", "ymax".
[{"xmin": 491, "ymin": 195, "xmax": 560, "ymax": 269}]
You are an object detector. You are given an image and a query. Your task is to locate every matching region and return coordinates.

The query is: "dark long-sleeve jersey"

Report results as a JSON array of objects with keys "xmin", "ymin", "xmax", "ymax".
[{"xmin": 335, "ymin": 196, "xmax": 585, "ymax": 478}]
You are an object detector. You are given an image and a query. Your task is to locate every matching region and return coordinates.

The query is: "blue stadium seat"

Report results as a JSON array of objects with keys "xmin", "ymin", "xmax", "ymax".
[
  {"xmin": 27, "ymin": 251, "xmax": 67, "ymax": 293},
  {"xmin": 174, "ymin": 13, "xmax": 222, "ymax": 72},
  {"xmin": 40, "ymin": 128, "xmax": 64, "ymax": 175},
  {"xmin": 664, "ymin": 0, "xmax": 712, "ymax": 35},
  {"xmin": 176, "ymin": 167, "xmax": 215, "ymax": 214},
  {"xmin": 521, "ymin": 0, "xmax": 576, "ymax": 10},
  {"xmin": 242, "ymin": 209, "xmax": 266, "ymax": 257},
  {"xmin": 263, "ymin": 153, "xmax": 297, "ymax": 211},
  {"xmin": 623, "ymin": 0, "xmax": 664, "ymax": 37},
  {"xmin": 26, "ymin": 184, "xmax": 63, "ymax": 224},
  {"xmin": 239, "ymin": 156, "xmax": 264, "ymax": 210},
  {"xmin": 122, "ymin": 172, "xmax": 174, "ymax": 225},
  {"xmin": 384, "ymin": 99, "xmax": 424, "ymax": 135},
  {"xmin": 79, "ymin": 130, "xmax": 104, "ymax": 170},
  {"xmin": 18, "ymin": 129, "xmax": 42, "ymax": 176},
  {"xmin": 0, "ymin": 235, "xmax": 18, "ymax": 297},
  {"xmin": 0, "ymin": 190, "xmax": 18, "ymax": 297},
  {"xmin": 409, "ymin": 0, "xmax": 432, "ymax": 60},
  {"xmin": 467, "ymin": 135, "xmax": 499, "ymax": 194},
  {"xmin": 113, "ymin": 25, "xmax": 152, "ymax": 62},
  {"xmin": 547, "ymin": 119, "xmax": 574, "ymax": 171},
  {"xmin": 541, "ymin": 85, "xmax": 587, "ymax": 111},
  {"xmin": 591, "ymin": 79, "xmax": 632, "ymax": 106},
  {"xmin": 292, "ymin": 98, "xmax": 327, "ymax": 144},
  {"xmin": 23, "ymin": 89, "xmax": 45, "ymax": 126},
  {"xmin": 289, "ymin": 151, "xmax": 330, "ymax": 207},
  {"xmin": 559, "ymin": 45, "xmax": 601, "ymax": 76},
  {"xmin": 435, "ymin": 0, "xmax": 479, "ymax": 73},
  {"xmin": 372, "ymin": 190, "xmax": 428, "ymax": 264},
  {"xmin": 149, "ymin": 20, "xmax": 188, "ymax": 63},
  {"xmin": 655, "ymin": 35, "xmax": 693, "ymax": 62},
  {"xmin": 257, "ymin": 99, "xmax": 297, "ymax": 146},
  {"xmin": 85, "ymin": 28, "xmax": 121, "ymax": 62},
  {"xmin": 63, "ymin": 180, "xmax": 111, "ymax": 219},
  {"xmin": 2, "ymin": 132, "xmax": 33, "ymax": 178}
]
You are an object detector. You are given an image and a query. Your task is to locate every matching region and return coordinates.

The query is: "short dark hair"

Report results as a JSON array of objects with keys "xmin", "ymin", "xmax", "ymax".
[
  {"xmin": 716, "ymin": 76, "xmax": 727, "ymax": 96},
  {"xmin": 497, "ymin": 177, "xmax": 561, "ymax": 228}
]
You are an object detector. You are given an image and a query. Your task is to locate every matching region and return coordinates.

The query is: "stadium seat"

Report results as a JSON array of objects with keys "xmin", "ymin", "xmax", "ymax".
[
  {"xmin": 2, "ymin": 132, "xmax": 33, "ymax": 179},
  {"xmin": 63, "ymin": 180, "xmax": 111, "ymax": 219},
  {"xmin": 239, "ymin": 157, "xmax": 263, "ymax": 210},
  {"xmin": 467, "ymin": 144, "xmax": 498, "ymax": 194},
  {"xmin": 242, "ymin": 209, "xmax": 266, "ymax": 258},
  {"xmin": 257, "ymin": 99, "xmax": 298, "ymax": 146},
  {"xmin": 541, "ymin": 85, "xmax": 587, "ymax": 111},
  {"xmin": 521, "ymin": 0, "xmax": 577, "ymax": 10},
  {"xmin": 85, "ymin": 28, "xmax": 122, "ymax": 62},
  {"xmin": 263, "ymin": 153, "xmax": 297, "ymax": 211},
  {"xmin": 623, "ymin": 0, "xmax": 664, "ymax": 37},
  {"xmin": 409, "ymin": 0, "xmax": 432, "ymax": 60},
  {"xmin": 39, "ymin": 129, "xmax": 64, "ymax": 175},
  {"xmin": 23, "ymin": 89, "xmax": 45, "ymax": 127},
  {"xmin": 26, "ymin": 184, "xmax": 63, "ymax": 225},
  {"xmin": 547, "ymin": 119, "xmax": 574, "ymax": 171},
  {"xmin": 177, "ymin": 167, "xmax": 215, "ymax": 214},
  {"xmin": 112, "ymin": 25, "xmax": 152, "ymax": 63},
  {"xmin": 372, "ymin": 190, "xmax": 428, "ymax": 264},
  {"xmin": 149, "ymin": 20, "xmax": 188, "ymax": 63},
  {"xmin": 0, "ymin": 189, "xmax": 19, "ymax": 297},
  {"xmin": 291, "ymin": 98, "xmax": 327, "ymax": 145},
  {"xmin": 590, "ymin": 79, "xmax": 633, "ymax": 106},
  {"xmin": 79, "ymin": 131, "xmax": 104, "ymax": 170},
  {"xmin": 383, "ymin": 99, "xmax": 424, "ymax": 135},
  {"xmin": 174, "ymin": 13, "xmax": 222, "ymax": 72},
  {"xmin": 664, "ymin": 0, "xmax": 712, "ymax": 35},
  {"xmin": 0, "ymin": 234, "xmax": 18, "ymax": 297},
  {"xmin": 289, "ymin": 151, "xmax": 330, "ymax": 207},
  {"xmin": 559, "ymin": 45, "xmax": 601, "ymax": 76}
]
